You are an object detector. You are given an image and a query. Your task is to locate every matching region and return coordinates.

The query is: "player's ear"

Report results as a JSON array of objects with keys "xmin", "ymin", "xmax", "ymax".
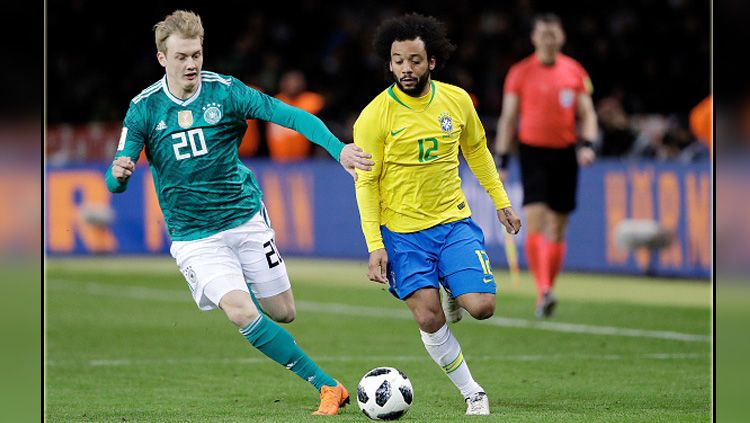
[
  {"xmin": 157, "ymin": 51, "xmax": 167, "ymax": 68},
  {"xmin": 429, "ymin": 57, "xmax": 436, "ymax": 71}
]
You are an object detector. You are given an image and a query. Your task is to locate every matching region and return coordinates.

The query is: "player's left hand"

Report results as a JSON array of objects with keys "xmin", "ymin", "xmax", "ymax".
[
  {"xmin": 339, "ymin": 143, "xmax": 374, "ymax": 181},
  {"xmin": 497, "ymin": 206, "xmax": 521, "ymax": 235},
  {"xmin": 577, "ymin": 146, "xmax": 596, "ymax": 166}
]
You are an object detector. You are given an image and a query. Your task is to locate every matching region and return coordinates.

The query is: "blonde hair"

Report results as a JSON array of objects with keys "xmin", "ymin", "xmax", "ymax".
[{"xmin": 153, "ymin": 10, "xmax": 204, "ymax": 53}]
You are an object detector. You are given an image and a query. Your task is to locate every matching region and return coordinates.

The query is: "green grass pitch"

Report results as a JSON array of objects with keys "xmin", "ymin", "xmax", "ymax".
[{"xmin": 45, "ymin": 257, "xmax": 711, "ymax": 422}]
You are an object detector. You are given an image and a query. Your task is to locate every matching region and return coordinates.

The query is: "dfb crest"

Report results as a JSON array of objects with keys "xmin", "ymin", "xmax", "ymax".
[{"xmin": 202, "ymin": 102, "xmax": 223, "ymax": 125}]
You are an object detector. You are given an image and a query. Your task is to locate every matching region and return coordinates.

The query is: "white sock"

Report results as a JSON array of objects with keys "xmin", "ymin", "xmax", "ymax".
[{"xmin": 420, "ymin": 323, "xmax": 483, "ymax": 398}]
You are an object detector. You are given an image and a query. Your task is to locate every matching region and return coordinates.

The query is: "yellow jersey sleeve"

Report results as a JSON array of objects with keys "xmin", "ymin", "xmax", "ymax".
[
  {"xmin": 458, "ymin": 93, "xmax": 512, "ymax": 210},
  {"xmin": 353, "ymin": 101, "xmax": 386, "ymax": 252}
]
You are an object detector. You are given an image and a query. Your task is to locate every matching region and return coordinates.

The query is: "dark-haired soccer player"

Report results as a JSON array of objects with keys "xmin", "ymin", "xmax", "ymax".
[
  {"xmin": 494, "ymin": 14, "xmax": 598, "ymax": 318},
  {"xmin": 107, "ymin": 10, "xmax": 374, "ymax": 415},
  {"xmin": 353, "ymin": 13, "xmax": 521, "ymax": 416}
]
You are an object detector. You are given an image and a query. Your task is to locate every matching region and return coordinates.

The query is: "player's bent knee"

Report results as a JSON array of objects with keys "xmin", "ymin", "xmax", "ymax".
[
  {"xmin": 268, "ymin": 306, "xmax": 296, "ymax": 323},
  {"xmin": 258, "ymin": 293, "xmax": 296, "ymax": 323},
  {"xmin": 464, "ymin": 296, "xmax": 496, "ymax": 320},
  {"xmin": 221, "ymin": 302, "xmax": 260, "ymax": 328},
  {"xmin": 468, "ymin": 304, "xmax": 495, "ymax": 320},
  {"xmin": 278, "ymin": 310, "xmax": 296, "ymax": 323}
]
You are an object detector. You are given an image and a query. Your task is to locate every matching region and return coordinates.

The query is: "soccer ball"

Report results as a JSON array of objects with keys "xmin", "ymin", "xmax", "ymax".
[{"xmin": 357, "ymin": 367, "xmax": 413, "ymax": 420}]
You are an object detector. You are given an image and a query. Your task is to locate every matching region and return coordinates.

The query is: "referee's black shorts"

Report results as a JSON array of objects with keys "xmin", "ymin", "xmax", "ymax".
[{"xmin": 518, "ymin": 143, "xmax": 579, "ymax": 214}]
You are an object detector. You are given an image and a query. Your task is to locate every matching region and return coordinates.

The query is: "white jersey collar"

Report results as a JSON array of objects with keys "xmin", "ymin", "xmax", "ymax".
[{"xmin": 162, "ymin": 74, "xmax": 202, "ymax": 106}]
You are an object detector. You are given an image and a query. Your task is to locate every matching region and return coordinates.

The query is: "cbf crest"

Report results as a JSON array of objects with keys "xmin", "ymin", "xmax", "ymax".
[
  {"xmin": 202, "ymin": 102, "xmax": 223, "ymax": 125},
  {"xmin": 439, "ymin": 112, "xmax": 453, "ymax": 133}
]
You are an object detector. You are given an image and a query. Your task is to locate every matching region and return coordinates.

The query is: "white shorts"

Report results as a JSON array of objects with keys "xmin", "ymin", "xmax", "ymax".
[{"xmin": 169, "ymin": 207, "xmax": 290, "ymax": 311}]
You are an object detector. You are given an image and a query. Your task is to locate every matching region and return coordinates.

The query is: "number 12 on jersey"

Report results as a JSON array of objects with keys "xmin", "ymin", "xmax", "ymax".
[
  {"xmin": 418, "ymin": 137, "xmax": 439, "ymax": 162},
  {"xmin": 475, "ymin": 250, "xmax": 492, "ymax": 275},
  {"xmin": 172, "ymin": 128, "xmax": 208, "ymax": 160}
]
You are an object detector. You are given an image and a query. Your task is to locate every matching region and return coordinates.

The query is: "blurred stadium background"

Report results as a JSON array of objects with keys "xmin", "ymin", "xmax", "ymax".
[
  {"xmin": 46, "ymin": 0, "xmax": 711, "ymax": 278},
  {"xmin": 43, "ymin": 0, "xmax": 718, "ymax": 422}
]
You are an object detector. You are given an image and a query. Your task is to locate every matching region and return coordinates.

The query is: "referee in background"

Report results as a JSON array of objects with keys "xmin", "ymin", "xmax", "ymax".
[{"xmin": 494, "ymin": 13, "xmax": 598, "ymax": 318}]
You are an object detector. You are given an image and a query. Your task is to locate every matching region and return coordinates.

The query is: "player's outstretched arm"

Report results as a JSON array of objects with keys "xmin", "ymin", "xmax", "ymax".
[
  {"xmin": 238, "ymin": 80, "xmax": 375, "ymax": 177},
  {"xmin": 266, "ymin": 99, "xmax": 374, "ymax": 174}
]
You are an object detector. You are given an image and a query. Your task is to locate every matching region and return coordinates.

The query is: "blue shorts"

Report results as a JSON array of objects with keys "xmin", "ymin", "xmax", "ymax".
[{"xmin": 381, "ymin": 218, "xmax": 496, "ymax": 300}]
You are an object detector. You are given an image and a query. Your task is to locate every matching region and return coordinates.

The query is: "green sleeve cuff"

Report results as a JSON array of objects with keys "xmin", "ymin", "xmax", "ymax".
[
  {"xmin": 104, "ymin": 166, "xmax": 128, "ymax": 193},
  {"xmin": 330, "ymin": 141, "xmax": 344, "ymax": 162}
]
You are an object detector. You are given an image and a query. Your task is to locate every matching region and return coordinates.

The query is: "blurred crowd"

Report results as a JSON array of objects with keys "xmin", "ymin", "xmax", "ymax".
[
  {"xmin": 596, "ymin": 94, "xmax": 711, "ymax": 163},
  {"xmin": 48, "ymin": 0, "xmax": 710, "ymax": 163}
]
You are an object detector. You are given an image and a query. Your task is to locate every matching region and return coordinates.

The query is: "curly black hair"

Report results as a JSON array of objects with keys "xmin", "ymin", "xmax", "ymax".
[{"xmin": 372, "ymin": 13, "xmax": 456, "ymax": 70}]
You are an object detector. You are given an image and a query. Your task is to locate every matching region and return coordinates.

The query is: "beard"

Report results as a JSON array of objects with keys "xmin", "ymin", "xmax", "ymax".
[{"xmin": 394, "ymin": 71, "xmax": 431, "ymax": 97}]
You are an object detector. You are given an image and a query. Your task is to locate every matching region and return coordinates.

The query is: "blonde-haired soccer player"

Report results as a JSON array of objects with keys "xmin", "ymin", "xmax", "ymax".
[
  {"xmin": 108, "ymin": 10, "xmax": 374, "ymax": 415},
  {"xmin": 353, "ymin": 13, "xmax": 521, "ymax": 416}
]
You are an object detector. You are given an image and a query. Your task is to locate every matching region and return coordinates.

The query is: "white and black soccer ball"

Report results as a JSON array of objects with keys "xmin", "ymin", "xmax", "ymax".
[{"xmin": 357, "ymin": 367, "xmax": 413, "ymax": 420}]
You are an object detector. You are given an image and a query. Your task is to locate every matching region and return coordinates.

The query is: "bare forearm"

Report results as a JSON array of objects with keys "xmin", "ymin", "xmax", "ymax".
[
  {"xmin": 494, "ymin": 116, "xmax": 516, "ymax": 154},
  {"xmin": 576, "ymin": 94, "xmax": 598, "ymax": 142},
  {"xmin": 580, "ymin": 112, "xmax": 598, "ymax": 142}
]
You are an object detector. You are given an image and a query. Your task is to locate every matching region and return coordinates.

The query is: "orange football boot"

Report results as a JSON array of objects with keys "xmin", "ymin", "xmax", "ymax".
[{"xmin": 312, "ymin": 381, "xmax": 350, "ymax": 415}]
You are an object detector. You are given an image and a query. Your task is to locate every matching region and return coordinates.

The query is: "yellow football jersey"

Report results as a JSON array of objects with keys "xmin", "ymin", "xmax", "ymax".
[{"xmin": 354, "ymin": 80, "xmax": 511, "ymax": 252}]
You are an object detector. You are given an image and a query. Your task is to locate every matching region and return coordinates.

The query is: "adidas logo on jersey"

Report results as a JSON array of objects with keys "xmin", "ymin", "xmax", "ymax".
[{"xmin": 155, "ymin": 120, "xmax": 167, "ymax": 131}]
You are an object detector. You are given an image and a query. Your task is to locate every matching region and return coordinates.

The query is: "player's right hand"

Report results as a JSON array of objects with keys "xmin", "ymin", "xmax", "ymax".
[
  {"xmin": 111, "ymin": 156, "xmax": 135, "ymax": 182},
  {"xmin": 367, "ymin": 248, "xmax": 389, "ymax": 284}
]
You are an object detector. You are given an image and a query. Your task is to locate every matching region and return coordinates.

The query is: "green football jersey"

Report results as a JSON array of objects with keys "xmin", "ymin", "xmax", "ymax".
[{"xmin": 106, "ymin": 70, "xmax": 344, "ymax": 241}]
